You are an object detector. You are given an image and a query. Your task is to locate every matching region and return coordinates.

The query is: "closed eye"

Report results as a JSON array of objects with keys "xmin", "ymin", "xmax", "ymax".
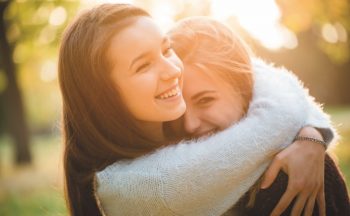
[
  {"xmin": 197, "ymin": 97, "xmax": 215, "ymax": 106},
  {"xmin": 135, "ymin": 62, "xmax": 151, "ymax": 73}
]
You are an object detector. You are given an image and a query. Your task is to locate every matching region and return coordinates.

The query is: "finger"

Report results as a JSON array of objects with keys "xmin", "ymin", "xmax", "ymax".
[
  {"xmin": 261, "ymin": 157, "xmax": 282, "ymax": 189},
  {"xmin": 271, "ymin": 188, "xmax": 298, "ymax": 216},
  {"xmin": 303, "ymin": 190, "xmax": 317, "ymax": 216},
  {"xmin": 317, "ymin": 185, "xmax": 326, "ymax": 216},
  {"xmin": 291, "ymin": 192, "xmax": 308, "ymax": 216}
]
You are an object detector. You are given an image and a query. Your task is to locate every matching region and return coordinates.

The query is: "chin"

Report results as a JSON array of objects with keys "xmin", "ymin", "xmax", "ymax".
[
  {"xmin": 164, "ymin": 105, "xmax": 186, "ymax": 121},
  {"xmin": 164, "ymin": 112, "xmax": 184, "ymax": 121}
]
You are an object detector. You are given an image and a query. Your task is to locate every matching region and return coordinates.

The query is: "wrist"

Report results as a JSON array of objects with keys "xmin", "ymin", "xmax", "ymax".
[
  {"xmin": 298, "ymin": 126, "xmax": 324, "ymax": 141},
  {"xmin": 294, "ymin": 136, "xmax": 327, "ymax": 149}
]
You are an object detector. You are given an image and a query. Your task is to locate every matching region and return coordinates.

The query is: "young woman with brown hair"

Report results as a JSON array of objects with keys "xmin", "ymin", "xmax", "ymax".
[
  {"xmin": 58, "ymin": 3, "xmax": 345, "ymax": 216},
  {"xmin": 59, "ymin": 4, "xmax": 187, "ymax": 215}
]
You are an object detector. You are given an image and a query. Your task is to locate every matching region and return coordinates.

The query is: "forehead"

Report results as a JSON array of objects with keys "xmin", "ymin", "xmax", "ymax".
[
  {"xmin": 107, "ymin": 16, "xmax": 164, "ymax": 67},
  {"xmin": 184, "ymin": 66, "xmax": 214, "ymax": 87},
  {"xmin": 183, "ymin": 65, "xmax": 230, "ymax": 96}
]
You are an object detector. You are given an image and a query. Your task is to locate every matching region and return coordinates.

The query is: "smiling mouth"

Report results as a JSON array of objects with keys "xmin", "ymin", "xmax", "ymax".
[{"xmin": 155, "ymin": 85, "xmax": 181, "ymax": 100}]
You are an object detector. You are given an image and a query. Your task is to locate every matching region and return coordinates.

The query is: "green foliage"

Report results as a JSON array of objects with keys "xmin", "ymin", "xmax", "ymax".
[
  {"xmin": 0, "ymin": 70, "xmax": 6, "ymax": 93},
  {"xmin": 276, "ymin": 0, "xmax": 350, "ymax": 64},
  {"xmin": 0, "ymin": 134, "xmax": 67, "ymax": 216},
  {"xmin": 336, "ymin": 133, "xmax": 350, "ymax": 189},
  {"xmin": 326, "ymin": 106, "xmax": 350, "ymax": 189},
  {"xmin": 3, "ymin": 0, "xmax": 79, "ymax": 132},
  {"xmin": 334, "ymin": 129, "xmax": 350, "ymax": 190},
  {"xmin": 0, "ymin": 190, "xmax": 67, "ymax": 216}
]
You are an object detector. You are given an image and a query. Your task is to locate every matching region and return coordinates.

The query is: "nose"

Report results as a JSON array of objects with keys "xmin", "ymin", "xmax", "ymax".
[
  {"xmin": 183, "ymin": 109, "xmax": 201, "ymax": 135},
  {"xmin": 160, "ymin": 57, "xmax": 182, "ymax": 81}
]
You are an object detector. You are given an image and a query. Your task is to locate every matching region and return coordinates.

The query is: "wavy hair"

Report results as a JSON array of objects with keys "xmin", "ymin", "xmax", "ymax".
[
  {"xmin": 58, "ymin": 4, "xmax": 163, "ymax": 215},
  {"xmin": 168, "ymin": 17, "xmax": 253, "ymax": 112},
  {"xmin": 168, "ymin": 17, "xmax": 257, "ymax": 206}
]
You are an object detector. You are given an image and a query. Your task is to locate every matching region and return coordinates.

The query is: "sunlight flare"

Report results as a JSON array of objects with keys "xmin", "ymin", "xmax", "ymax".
[
  {"xmin": 211, "ymin": 0, "xmax": 297, "ymax": 50},
  {"xmin": 49, "ymin": 7, "xmax": 67, "ymax": 26},
  {"xmin": 40, "ymin": 60, "xmax": 57, "ymax": 82}
]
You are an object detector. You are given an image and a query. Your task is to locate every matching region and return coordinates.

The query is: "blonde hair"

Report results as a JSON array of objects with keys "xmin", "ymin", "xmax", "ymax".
[
  {"xmin": 168, "ymin": 17, "xmax": 254, "ymax": 112},
  {"xmin": 168, "ymin": 16, "xmax": 259, "ymax": 207}
]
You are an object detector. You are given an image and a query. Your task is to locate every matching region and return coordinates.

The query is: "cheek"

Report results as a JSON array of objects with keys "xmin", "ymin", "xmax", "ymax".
[
  {"xmin": 215, "ymin": 113, "xmax": 233, "ymax": 129},
  {"xmin": 118, "ymin": 75, "xmax": 158, "ymax": 113},
  {"xmin": 212, "ymin": 100, "xmax": 243, "ymax": 128},
  {"xmin": 201, "ymin": 104, "xmax": 228, "ymax": 128},
  {"xmin": 224, "ymin": 100, "xmax": 244, "ymax": 124},
  {"xmin": 128, "ymin": 74, "xmax": 157, "ymax": 96}
]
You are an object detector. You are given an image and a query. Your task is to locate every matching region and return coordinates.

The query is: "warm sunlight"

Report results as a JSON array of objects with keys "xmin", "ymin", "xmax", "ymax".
[
  {"xmin": 147, "ymin": 0, "xmax": 179, "ymax": 32},
  {"xmin": 40, "ymin": 60, "xmax": 57, "ymax": 82},
  {"xmin": 1, "ymin": 0, "xmax": 350, "ymax": 215},
  {"xmin": 322, "ymin": 22, "xmax": 348, "ymax": 44},
  {"xmin": 211, "ymin": 0, "xmax": 297, "ymax": 50},
  {"xmin": 82, "ymin": 0, "xmax": 298, "ymax": 50}
]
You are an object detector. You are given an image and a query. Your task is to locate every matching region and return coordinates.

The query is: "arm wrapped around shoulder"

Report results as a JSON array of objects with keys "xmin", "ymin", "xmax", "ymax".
[
  {"xmin": 252, "ymin": 58, "xmax": 338, "ymax": 148},
  {"xmin": 95, "ymin": 58, "xmax": 313, "ymax": 216}
]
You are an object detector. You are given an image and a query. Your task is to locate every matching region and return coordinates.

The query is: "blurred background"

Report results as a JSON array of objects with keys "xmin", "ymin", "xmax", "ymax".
[{"xmin": 0, "ymin": 0, "xmax": 349, "ymax": 215}]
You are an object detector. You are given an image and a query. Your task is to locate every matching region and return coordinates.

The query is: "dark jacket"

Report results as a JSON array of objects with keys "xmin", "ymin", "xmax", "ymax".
[{"xmin": 231, "ymin": 154, "xmax": 350, "ymax": 216}]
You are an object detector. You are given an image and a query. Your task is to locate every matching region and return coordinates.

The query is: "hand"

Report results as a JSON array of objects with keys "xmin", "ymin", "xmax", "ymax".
[{"xmin": 260, "ymin": 127, "xmax": 326, "ymax": 216}]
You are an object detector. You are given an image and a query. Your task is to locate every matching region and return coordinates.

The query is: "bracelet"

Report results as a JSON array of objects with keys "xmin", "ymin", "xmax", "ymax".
[{"xmin": 294, "ymin": 136, "xmax": 327, "ymax": 149}]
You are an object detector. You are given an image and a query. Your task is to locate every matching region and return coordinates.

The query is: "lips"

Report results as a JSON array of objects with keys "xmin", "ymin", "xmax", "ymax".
[{"xmin": 155, "ymin": 85, "xmax": 181, "ymax": 100}]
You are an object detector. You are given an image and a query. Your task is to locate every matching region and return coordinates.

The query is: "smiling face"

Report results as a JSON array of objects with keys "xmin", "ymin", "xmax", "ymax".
[
  {"xmin": 167, "ymin": 17, "xmax": 253, "ymax": 138},
  {"xmin": 108, "ymin": 16, "xmax": 186, "ymax": 122},
  {"xmin": 182, "ymin": 65, "xmax": 245, "ymax": 137}
]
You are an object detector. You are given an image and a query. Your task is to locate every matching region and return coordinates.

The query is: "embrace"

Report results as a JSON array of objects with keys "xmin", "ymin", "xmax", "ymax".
[{"xmin": 58, "ymin": 3, "xmax": 349, "ymax": 216}]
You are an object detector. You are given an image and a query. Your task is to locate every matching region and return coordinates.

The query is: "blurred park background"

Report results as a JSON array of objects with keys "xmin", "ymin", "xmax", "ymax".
[{"xmin": 0, "ymin": 0, "xmax": 349, "ymax": 215}]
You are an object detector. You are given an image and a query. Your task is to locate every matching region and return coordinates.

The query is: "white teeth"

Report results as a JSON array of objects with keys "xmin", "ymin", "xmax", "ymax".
[{"xmin": 157, "ymin": 86, "xmax": 180, "ymax": 99}]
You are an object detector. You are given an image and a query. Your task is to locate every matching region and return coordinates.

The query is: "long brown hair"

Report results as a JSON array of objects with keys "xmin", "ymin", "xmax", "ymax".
[{"xmin": 58, "ymin": 4, "xmax": 161, "ymax": 215}]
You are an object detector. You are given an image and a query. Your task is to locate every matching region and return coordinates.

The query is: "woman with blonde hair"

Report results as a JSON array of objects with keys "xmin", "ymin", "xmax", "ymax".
[
  {"xmin": 168, "ymin": 17, "xmax": 349, "ymax": 215},
  {"xmin": 58, "ymin": 3, "xmax": 347, "ymax": 216}
]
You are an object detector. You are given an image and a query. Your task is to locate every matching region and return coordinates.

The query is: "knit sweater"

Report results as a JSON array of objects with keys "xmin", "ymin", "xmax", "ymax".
[{"xmin": 96, "ymin": 58, "xmax": 336, "ymax": 216}]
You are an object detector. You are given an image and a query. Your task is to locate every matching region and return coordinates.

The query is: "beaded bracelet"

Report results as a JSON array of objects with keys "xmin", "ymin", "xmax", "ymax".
[{"xmin": 294, "ymin": 136, "xmax": 327, "ymax": 149}]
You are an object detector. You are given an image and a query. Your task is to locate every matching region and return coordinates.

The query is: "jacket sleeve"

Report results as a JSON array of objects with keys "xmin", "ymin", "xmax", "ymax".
[
  {"xmin": 253, "ymin": 58, "xmax": 337, "ymax": 146},
  {"xmin": 95, "ymin": 60, "xmax": 311, "ymax": 216}
]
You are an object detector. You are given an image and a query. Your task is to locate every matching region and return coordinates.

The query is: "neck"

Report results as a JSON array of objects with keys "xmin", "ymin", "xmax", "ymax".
[{"xmin": 135, "ymin": 121, "xmax": 165, "ymax": 142}]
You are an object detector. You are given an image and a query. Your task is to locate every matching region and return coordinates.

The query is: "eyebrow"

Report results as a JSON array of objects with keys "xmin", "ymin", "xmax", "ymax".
[
  {"xmin": 191, "ymin": 90, "xmax": 217, "ymax": 101},
  {"xmin": 129, "ymin": 37, "xmax": 169, "ymax": 70}
]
